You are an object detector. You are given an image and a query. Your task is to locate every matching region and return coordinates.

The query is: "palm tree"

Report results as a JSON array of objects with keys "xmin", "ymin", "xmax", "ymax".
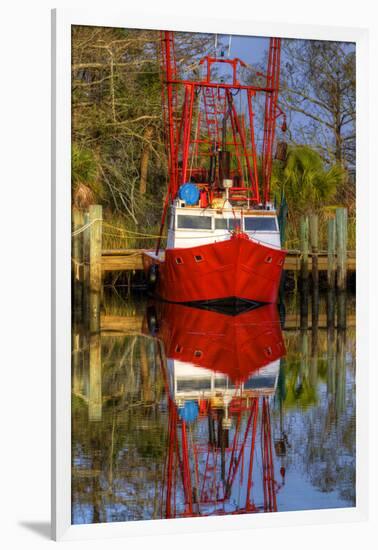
[{"xmin": 272, "ymin": 145, "xmax": 345, "ymax": 215}]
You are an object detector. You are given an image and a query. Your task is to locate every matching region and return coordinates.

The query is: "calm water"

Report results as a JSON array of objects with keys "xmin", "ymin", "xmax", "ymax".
[{"xmin": 71, "ymin": 291, "xmax": 356, "ymax": 524}]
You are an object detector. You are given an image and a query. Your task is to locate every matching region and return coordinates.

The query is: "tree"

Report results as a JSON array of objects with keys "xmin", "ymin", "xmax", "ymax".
[
  {"xmin": 281, "ymin": 40, "xmax": 356, "ymax": 169},
  {"xmin": 278, "ymin": 145, "xmax": 344, "ymax": 214},
  {"xmin": 72, "ymin": 26, "xmax": 216, "ymax": 228},
  {"xmin": 72, "ymin": 26, "xmax": 164, "ymax": 225}
]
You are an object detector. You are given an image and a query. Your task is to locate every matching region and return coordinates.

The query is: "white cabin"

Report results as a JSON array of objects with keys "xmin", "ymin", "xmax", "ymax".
[
  {"xmin": 167, "ymin": 358, "xmax": 281, "ymax": 404},
  {"xmin": 167, "ymin": 199, "xmax": 281, "ymax": 250}
]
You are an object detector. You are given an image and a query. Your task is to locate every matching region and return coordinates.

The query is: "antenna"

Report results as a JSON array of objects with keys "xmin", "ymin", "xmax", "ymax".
[{"xmin": 228, "ymin": 35, "xmax": 232, "ymax": 58}]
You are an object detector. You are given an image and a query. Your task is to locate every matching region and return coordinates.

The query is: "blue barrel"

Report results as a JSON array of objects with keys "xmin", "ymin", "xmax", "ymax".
[
  {"xmin": 178, "ymin": 400, "xmax": 199, "ymax": 424},
  {"xmin": 178, "ymin": 183, "xmax": 200, "ymax": 206}
]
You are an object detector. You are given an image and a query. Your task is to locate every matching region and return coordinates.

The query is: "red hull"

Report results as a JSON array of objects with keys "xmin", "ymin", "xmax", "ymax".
[
  {"xmin": 148, "ymin": 302, "xmax": 285, "ymax": 384},
  {"xmin": 143, "ymin": 235, "xmax": 286, "ymax": 304}
]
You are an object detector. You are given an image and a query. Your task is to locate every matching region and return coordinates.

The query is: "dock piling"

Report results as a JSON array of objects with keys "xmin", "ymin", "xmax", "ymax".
[
  {"xmin": 310, "ymin": 214, "xmax": 319, "ymax": 330},
  {"xmin": 88, "ymin": 333, "xmax": 102, "ymax": 422},
  {"xmin": 299, "ymin": 216, "xmax": 309, "ymax": 329},
  {"xmin": 72, "ymin": 209, "xmax": 83, "ymax": 281},
  {"xmin": 299, "ymin": 216, "xmax": 309, "ymax": 285},
  {"xmin": 336, "ymin": 207, "xmax": 348, "ymax": 292},
  {"xmin": 72, "ymin": 208, "xmax": 84, "ymax": 321},
  {"xmin": 89, "ymin": 205, "xmax": 103, "ymax": 333},
  {"xmin": 310, "ymin": 214, "xmax": 319, "ymax": 289},
  {"xmin": 327, "ymin": 217, "xmax": 337, "ymax": 328},
  {"xmin": 327, "ymin": 218, "xmax": 336, "ymax": 289}
]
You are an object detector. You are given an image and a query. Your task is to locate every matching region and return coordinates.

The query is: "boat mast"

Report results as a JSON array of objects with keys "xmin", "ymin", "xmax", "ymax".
[
  {"xmin": 157, "ymin": 32, "xmax": 284, "ymax": 250},
  {"xmin": 262, "ymin": 38, "xmax": 282, "ymax": 206}
]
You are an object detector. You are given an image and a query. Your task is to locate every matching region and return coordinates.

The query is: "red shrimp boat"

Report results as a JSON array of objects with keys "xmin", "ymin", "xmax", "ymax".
[{"xmin": 144, "ymin": 32, "xmax": 287, "ymax": 306}]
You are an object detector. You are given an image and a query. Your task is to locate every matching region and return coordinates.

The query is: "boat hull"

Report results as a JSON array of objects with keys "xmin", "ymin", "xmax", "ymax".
[
  {"xmin": 143, "ymin": 235, "xmax": 286, "ymax": 305},
  {"xmin": 145, "ymin": 301, "xmax": 285, "ymax": 385}
]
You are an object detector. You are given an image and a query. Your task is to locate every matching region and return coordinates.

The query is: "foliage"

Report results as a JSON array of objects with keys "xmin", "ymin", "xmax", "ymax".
[
  {"xmin": 72, "ymin": 144, "xmax": 103, "ymax": 209},
  {"xmin": 271, "ymin": 145, "xmax": 347, "ymax": 247},
  {"xmin": 281, "ymin": 40, "xmax": 356, "ymax": 168},
  {"xmin": 72, "ymin": 28, "xmax": 355, "ymax": 250},
  {"xmin": 72, "ymin": 26, "xmax": 214, "ymax": 232},
  {"xmin": 275, "ymin": 145, "xmax": 344, "ymax": 213}
]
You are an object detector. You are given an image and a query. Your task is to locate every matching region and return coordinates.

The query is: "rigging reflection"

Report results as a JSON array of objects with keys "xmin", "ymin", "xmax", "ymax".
[{"xmin": 145, "ymin": 302, "xmax": 287, "ymax": 518}]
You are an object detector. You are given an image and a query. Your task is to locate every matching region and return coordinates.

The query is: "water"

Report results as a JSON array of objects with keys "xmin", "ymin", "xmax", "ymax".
[{"xmin": 71, "ymin": 290, "xmax": 356, "ymax": 524}]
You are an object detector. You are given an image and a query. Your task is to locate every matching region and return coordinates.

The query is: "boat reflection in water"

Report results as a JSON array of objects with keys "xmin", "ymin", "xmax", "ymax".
[{"xmin": 145, "ymin": 302, "xmax": 286, "ymax": 518}]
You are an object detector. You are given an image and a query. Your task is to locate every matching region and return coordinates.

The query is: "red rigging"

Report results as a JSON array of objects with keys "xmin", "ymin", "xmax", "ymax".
[{"xmin": 144, "ymin": 31, "xmax": 287, "ymax": 306}]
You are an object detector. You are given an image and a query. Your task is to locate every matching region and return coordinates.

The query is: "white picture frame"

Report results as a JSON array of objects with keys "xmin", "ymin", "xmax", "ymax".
[{"xmin": 51, "ymin": 8, "xmax": 369, "ymax": 541}]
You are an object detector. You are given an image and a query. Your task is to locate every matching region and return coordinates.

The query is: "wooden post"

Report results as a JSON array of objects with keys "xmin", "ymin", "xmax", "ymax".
[
  {"xmin": 327, "ymin": 290, "xmax": 336, "ymax": 329},
  {"xmin": 311, "ymin": 300, "xmax": 319, "ymax": 382},
  {"xmin": 300, "ymin": 216, "xmax": 309, "ymax": 284},
  {"xmin": 310, "ymin": 217, "xmax": 319, "ymax": 391},
  {"xmin": 310, "ymin": 214, "xmax": 319, "ymax": 289},
  {"xmin": 72, "ymin": 209, "xmax": 84, "ymax": 323},
  {"xmin": 327, "ymin": 217, "xmax": 336, "ymax": 329},
  {"xmin": 300, "ymin": 329, "xmax": 308, "ymax": 388},
  {"xmin": 310, "ymin": 214, "xmax": 319, "ymax": 333},
  {"xmin": 140, "ymin": 339, "xmax": 153, "ymax": 403},
  {"xmin": 89, "ymin": 205, "xmax": 103, "ymax": 333},
  {"xmin": 88, "ymin": 333, "xmax": 102, "ymax": 422},
  {"xmin": 336, "ymin": 329, "xmax": 346, "ymax": 417},
  {"xmin": 337, "ymin": 289, "xmax": 347, "ymax": 330},
  {"xmin": 72, "ymin": 209, "xmax": 83, "ymax": 280},
  {"xmin": 72, "ymin": 331, "xmax": 83, "ymax": 397},
  {"xmin": 327, "ymin": 325, "xmax": 336, "ymax": 397},
  {"xmin": 300, "ymin": 285, "xmax": 309, "ymax": 330},
  {"xmin": 327, "ymin": 217, "xmax": 336, "ymax": 289},
  {"xmin": 336, "ymin": 207, "xmax": 348, "ymax": 292},
  {"xmin": 82, "ymin": 212, "xmax": 90, "ymax": 328},
  {"xmin": 299, "ymin": 216, "xmax": 309, "ymax": 330}
]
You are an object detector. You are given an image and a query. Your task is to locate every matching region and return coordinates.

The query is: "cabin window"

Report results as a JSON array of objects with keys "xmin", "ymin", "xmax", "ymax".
[
  {"xmin": 244, "ymin": 376, "xmax": 276, "ymax": 389},
  {"xmin": 177, "ymin": 378, "xmax": 211, "ymax": 391},
  {"xmin": 175, "ymin": 257, "xmax": 184, "ymax": 265},
  {"xmin": 177, "ymin": 215, "xmax": 212, "ymax": 230},
  {"xmin": 214, "ymin": 376, "xmax": 227, "ymax": 389},
  {"xmin": 194, "ymin": 350, "xmax": 203, "ymax": 358},
  {"xmin": 194, "ymin": 254, "xmax": 203, "ymax": 263},
  {"xmin": 215, "ymin": 218, "xmax": 241, "ymax": 230},
  {"xmin": 244, "ymin": 217, "xmax": 277, "ymax": 231}
]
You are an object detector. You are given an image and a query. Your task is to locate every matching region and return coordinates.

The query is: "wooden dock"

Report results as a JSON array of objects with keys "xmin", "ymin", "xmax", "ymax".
[
  {"xmin": 73, "ymin": 206, "xmax": 355, "ymax": 336},
  {"xmin": 100, "ymin": 311, "xmax": 355, "ymax": 334},
  {"xmin": 100, "ymin": 248, "xmax": 356, "ymax": 273},
  {"xmin": 73, "ymin": 205, "xmax": 355, "ymax": 280}
]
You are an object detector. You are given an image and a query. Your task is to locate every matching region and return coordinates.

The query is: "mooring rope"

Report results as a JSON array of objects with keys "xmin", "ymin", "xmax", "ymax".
[
  {"xmin": 72, "ymin": 219, "xmax": 316, "ymax": 252},
  {"xmin": 72, "ymin": 218, "xmax": 102, "ymax": 237},
  {"xmin": 103, "ymin": 222, "xmax": 165, "ymax": 238},
  {"xmin": 103, "ymin": 230, "xmax": 166, "ymax": 241}
]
